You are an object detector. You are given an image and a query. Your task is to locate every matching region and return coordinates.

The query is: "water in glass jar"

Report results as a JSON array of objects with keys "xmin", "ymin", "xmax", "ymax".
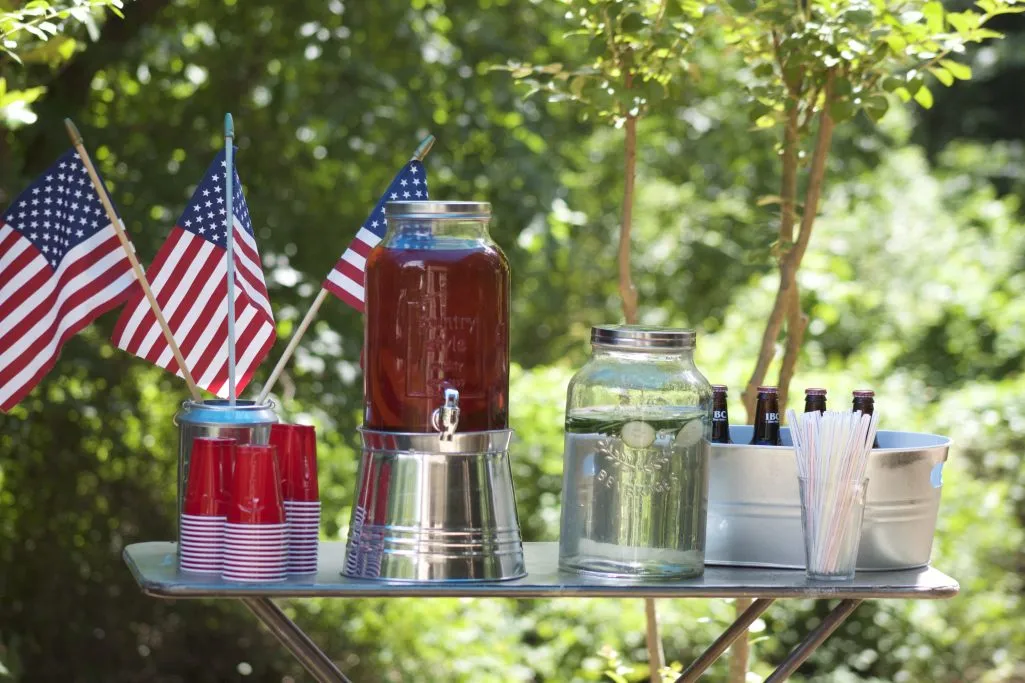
[{"xmin": 559, "ymin": 406, "xmax": 709, "ymax": 578}]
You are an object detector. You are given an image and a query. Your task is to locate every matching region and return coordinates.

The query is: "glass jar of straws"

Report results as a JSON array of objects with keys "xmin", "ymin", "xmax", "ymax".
[{"xmin": 787, "ymin": 407, "xmax": 879, "ymax": 580}]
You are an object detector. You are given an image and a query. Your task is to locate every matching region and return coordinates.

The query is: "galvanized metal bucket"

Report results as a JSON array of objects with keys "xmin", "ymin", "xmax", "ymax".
[
  {"xmin": 173, "ymin": 399, "xmax": 278, "ymax": 543},
  {"xmin": 705, "ymin": 427, "xmax": 949, "ymax": 570},
  {"xmin": 343, "ymin": 428, "xmax": 526, "ymax": 582}
]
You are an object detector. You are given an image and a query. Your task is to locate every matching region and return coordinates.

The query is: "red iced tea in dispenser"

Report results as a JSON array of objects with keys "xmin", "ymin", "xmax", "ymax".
[{"xmin": 363, "ymin": 201, "xmax": 509, "ymax": 433}]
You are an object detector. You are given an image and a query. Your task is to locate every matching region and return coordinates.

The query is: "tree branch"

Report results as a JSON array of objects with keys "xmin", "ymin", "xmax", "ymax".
[
  {"xmin": 742, "ymin": 70, "xmax": 835, "ymax": 421},
  {"xmin": 19, "ymin": 0, "xmax": 172, "ymax": 176},
  {"xmin": 619, "ymin": 64, "xmax": 639, "ymax": 324},
  {"xmin": 778, "ymin": 283, "xmax": 809, "ymax": 412},
  {"xmin": 740, "ymin": 103, "xmax": 800, "ymax": 421},
  {"xmin": 727, "ymin": 598, "xmax": 753, "ymax": 683}
]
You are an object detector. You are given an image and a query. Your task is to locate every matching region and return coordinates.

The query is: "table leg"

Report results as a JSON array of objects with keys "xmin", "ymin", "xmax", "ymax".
[
  {"xmin": 242, "ymin": 597, "xmax": 351, "ymax": 683},
  {"xmin": 674, "ymin": 598, "xmax": 774, "ymax": 683},
  {"xmin": 764, "ymin": 598, "xmax": 862, "ymax": 682}
]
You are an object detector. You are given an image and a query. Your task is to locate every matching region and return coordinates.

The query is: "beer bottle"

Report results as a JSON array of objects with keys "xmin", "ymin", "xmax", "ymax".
[
  {"xmin": 852, "ymin": 389, "xmax": 880, "ymax": 448},
  {"xmin": 750, "ymin": 386, "xmax": 782, "ymax": 446},
  {"xmin": 804, "ymin": 388, "xmax": 827, "ymax": 414},
  {"xmin": 711, "ymin": 385, "xmax": 731, "ymax": 444}
]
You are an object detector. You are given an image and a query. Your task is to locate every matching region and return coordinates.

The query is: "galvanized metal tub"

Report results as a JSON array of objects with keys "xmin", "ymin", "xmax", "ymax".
[
  {"xmin": 343, "ymin": 428, "xmax": 527, "ymax": 582},
  {"xmin": 705, "ymin": 426, "xmax": 949, "ymax": 571},
  {"xmin": 173, "ymin": 399, "xmax": 278, "ymax": 544}
]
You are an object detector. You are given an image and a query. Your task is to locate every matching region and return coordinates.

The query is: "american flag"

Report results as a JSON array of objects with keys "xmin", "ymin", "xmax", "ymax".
[
  {"xmin": 322, "ymin": 160, "xmax": 428, "ymax": 311},
  {"xmin": 0, "ymin": 150, "xmax": 136, "ymax": 412},
  {"xmin": 112, "ymin": 150, "xmax": 275, "ymax": 397}
]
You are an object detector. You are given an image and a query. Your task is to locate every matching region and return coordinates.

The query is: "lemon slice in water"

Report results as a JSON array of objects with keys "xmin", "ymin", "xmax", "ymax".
[{"xmin": 621, "ymin": 421, "xmax": 656, "ymax": 448}]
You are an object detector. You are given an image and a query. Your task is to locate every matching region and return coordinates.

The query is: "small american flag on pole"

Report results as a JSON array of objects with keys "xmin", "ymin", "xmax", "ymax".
[
  {"xmin": 112, "ymin": 150, "xmax": 275, "ymax": 397},
  {"xmin": 0, "ymin": 150, "xmax": 136, "ymax": 412},
  {"xmin": 322, "ymin": 160, "xmax": 428, "ymax": 311}
]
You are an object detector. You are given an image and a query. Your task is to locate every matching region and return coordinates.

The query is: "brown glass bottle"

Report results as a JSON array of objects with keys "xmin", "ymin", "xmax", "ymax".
[
  {"xmin": 711, "ymin": 384, "xmax": 731, "ymax": 444},
  {"xmin": 750, "ymin": 386, "xmax": 782, "ymax": 446},
  {"xmin": 852, "ymin": 389, "xmax": 880, "ymax": 448},
  {"xmin": 804, "ymin": 388, "xmax": 827, "ymax": 414}
]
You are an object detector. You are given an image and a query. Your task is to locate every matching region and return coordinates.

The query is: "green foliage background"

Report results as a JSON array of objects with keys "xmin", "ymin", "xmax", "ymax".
[{"xmin": 2, "ymin": 1, "xmax": 1025, "ymax": 681}]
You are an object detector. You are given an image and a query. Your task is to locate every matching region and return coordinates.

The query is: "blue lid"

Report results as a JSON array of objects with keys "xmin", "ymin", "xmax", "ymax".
[{"xmin": 175, "ymin": 399, "xmax": 278, "ymax": 427}]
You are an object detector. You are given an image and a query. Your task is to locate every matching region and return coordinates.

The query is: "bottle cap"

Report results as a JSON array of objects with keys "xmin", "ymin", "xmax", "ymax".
[
  {"xmin": 756, "ymin": 386, "xmax": 779, "ymax": 394},
  {"xmin": 852, "ymin": 389, "xmax": 875, "ymax": 398},
  {"xmin": 804, "ymin": 388, "xmax": 827, "ymax": 396},
  {"xmin": 711, "ymin": 384, "xmax": 728, "ymax": 392}
]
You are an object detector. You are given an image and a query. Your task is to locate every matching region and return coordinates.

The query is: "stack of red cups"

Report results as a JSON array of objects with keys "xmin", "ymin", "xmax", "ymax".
[
  {"xmin": 223, "ymin": 444, "xmax": 287, "ymax": 583},
  {"xmin": 179, "ymin": 437, "xmax": 235, "ymax": 574},
  {"xmin": 271, "ymin": 423, "xmax": 320, "ymax": 575}
]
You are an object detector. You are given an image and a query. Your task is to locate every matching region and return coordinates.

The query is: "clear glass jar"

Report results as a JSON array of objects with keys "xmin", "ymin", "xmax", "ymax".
[
  {"xmin": 363, "ymin": 201, "xmax": 510, "ymax": 433},
  {"xmin": 558, "ymin": 325, "xmax": 712, "ymax": 579}
]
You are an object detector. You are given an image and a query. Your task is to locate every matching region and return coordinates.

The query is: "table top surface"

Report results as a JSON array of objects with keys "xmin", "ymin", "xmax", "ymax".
[{"xmin": 124, "ymin": 542, "xmax": 959, "ymax": 600}]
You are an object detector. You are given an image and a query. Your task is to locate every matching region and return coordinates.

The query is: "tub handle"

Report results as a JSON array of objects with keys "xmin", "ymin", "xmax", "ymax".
[{"xmin": 431, "ymin": 388, "xmax": 460, "ymax": 441}]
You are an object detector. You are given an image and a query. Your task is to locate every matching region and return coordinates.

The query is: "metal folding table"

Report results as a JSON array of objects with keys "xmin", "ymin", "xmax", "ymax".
[{"xmin": 123, "ymin": 541, "xmax": 958, "ymax": 683}]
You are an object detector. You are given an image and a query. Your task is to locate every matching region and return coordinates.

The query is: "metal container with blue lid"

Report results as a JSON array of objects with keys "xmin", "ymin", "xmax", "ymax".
[{"xmin": 173, "ymin": 399, "xmax": 277, "ymax": 544}]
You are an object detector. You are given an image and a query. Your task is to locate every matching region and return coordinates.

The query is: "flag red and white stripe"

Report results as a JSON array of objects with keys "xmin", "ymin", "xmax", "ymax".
[
  {"xmin": 323, "ymin": 159, "xmax": 427, "ymax": 312},
  {"xmin": 112, "ymin": 151, "xmax": 275, "ymax": 397},
  {"xmin": 0, "ymin": 150, "xmax": 136, "ymax": 412}
]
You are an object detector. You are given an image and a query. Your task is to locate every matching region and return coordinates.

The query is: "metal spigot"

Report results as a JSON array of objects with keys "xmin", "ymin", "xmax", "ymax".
[{"xmin": 431, "ymin": 388, "xmax": 461, "ymax": 441}]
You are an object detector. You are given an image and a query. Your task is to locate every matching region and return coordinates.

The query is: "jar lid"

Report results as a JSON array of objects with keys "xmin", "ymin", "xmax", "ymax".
[
  {"xmin": 386, "ymin": 200, "xmax": 491, "ymax": 220},
  {"xmin": 590, "ymin": 325, "xmax": 696, "ymax": 350}
]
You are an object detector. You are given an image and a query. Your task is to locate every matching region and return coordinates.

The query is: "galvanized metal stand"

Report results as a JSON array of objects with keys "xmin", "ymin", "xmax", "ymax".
[{"xmin": 124, "ymin": 542, "xmax": 957, "ymax": 682}]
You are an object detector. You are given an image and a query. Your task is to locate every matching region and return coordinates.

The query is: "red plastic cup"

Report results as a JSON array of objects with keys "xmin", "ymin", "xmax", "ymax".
[
  {"xmin": 272, "ymin": 424, "xmax": 320, "ymax": 503},
  {"xmin": 212, "ymin": 437, "xmax": 237, "ymax": 507},
  {"xmin": 228, "ymin": 445, "xmax": 285, "ymax": 525},
  {"xmin": 184, "ymin": 438, "xmax": 230, "ymax": 517}
]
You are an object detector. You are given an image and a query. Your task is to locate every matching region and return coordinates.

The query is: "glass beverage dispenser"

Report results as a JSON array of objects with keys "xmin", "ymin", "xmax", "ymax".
[
  {"xmin": 362, "ymin": 201, "xmax": 509, "ymax": 434},
  {"xmin": 343, "ymin": 201, "xmax": 525, "ymax": 582}
]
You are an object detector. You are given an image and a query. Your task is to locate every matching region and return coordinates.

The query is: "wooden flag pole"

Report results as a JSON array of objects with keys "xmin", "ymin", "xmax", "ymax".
[
  {"xmin": 224, "ymin": 114, "xmax": 238, "ymax": 406},
  {"xmin": 256, "ymin": 134, "xmax": 436, "ymax": 404},
  {"xmin": 64, "ymin": 119, "xmax": 203, "ymax": 402}
]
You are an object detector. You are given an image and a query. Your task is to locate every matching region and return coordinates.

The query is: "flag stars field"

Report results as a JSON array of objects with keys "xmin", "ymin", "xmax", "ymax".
[{"xmin": 0, "ymin": 149, "xmax": 136, "ymax": 411}]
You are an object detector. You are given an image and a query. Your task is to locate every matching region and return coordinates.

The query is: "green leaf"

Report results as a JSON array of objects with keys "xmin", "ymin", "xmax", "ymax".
[
  {"xmin": 863, "ymin": 94, "xmax": 889, "ymax": 122},
  {"xmin": 923, "ymin": 1, "xmax": 945, "ymax": 33},
  {"xmin": 904, "ymin": 72, "xmax": 925, "ymax": 95},
  {"xmin": 946, "ymin": 12, "xmax": 975, "ymax": 35},
  {"xmin": 913, "ymin": 84, "xmax": 934, "ymax": 108},
  {"xmin": 881, "ymin": 76, "xmax": 903, "ymax": 93},
  {"xmin": 929, "ymin": 66, "xmax": 954, "ymax": 86},
  {"xmin": 894, "ymin": 86, "xmax": 912, "ymax": 102},
  {"xmin": 940, "ymin": 58, "xmax": 972, "ymax": 80},
  {"xmin": 620, "ymin": 12, "xmax": 645, "ymax": 34},
  {"xmin": 22, "ymin": 24, "xmax": 49, "ymax": 40},
  {"xmin": 844, "ymin": 9, "xmax": 874, "ymax": 26},
  {"xmin": 829, "ymin": 99, "xmax": 856, "ymax": 122},
  {"xmin": 884, "ymin": 34, "xmax": 907, "ymax": 53}
]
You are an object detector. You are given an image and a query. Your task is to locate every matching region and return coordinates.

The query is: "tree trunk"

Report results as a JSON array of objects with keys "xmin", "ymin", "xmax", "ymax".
[
  {"xmin": 619, "ymin": 112, "xmax": 639, "ymax": 324},
  {"xmin": 731, "ymin": 74, "xmax": 837, "ymax": 683},
  {"xmin": 741, "ymin": 73, "xmax": 835, "ymax": 422}
]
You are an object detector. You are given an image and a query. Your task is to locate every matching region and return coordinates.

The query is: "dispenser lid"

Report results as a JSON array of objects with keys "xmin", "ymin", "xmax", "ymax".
[
  {"xmin": 386, "ymin": 200, "xmax": 491, "ymax": 220},
  {"xmin": 590, "ymin": 325, "xmax": 696, "ymax": 350}
]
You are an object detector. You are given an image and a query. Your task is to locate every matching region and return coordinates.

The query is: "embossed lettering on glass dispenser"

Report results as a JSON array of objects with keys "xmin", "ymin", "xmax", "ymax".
[{"xmin": 559, "ymin": 326, "xmax": 712, "ymax": 579}]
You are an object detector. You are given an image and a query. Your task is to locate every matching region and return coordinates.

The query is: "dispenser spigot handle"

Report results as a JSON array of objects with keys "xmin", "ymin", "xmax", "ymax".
[{"xmin": 432, "ymin": 388, "xmax": 461, "ymax": 441}]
